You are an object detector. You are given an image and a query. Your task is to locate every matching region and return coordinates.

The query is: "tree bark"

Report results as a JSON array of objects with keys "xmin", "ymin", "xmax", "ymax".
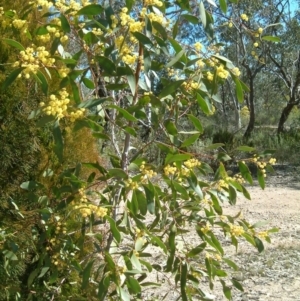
[
  {"xmin": 277, "ymin": 102, "xmax": 296, "ymax": 134},
  {"xmin": 244, "ymin": 77, "xmax": 255, "ymax": 139}
]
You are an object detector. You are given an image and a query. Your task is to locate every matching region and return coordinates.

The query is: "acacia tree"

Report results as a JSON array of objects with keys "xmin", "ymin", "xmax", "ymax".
[{"xmin": 0, "ymin": 1, "xmax": 278, "ymax": 300}]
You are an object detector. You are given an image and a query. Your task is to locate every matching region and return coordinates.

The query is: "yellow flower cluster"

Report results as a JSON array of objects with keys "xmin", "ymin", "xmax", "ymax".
[
  {"xmin": 201, "ymin": 197, "xmax": 212, "ymax": 206},
  {"xmin": 58, "ymin": 67, "xmax": 70, "ymax": 78},
  {"xmin": 55, "ymin": 221, "xmax": 67, "ymax": 235},
  {"xmin": 241, "ymin": 106, "xmax": 250, "ymax": 117},
  {"xmin": 69, "ymin": 108, "xmax": 86, "ymax": 122},
  {"xmin": 140, "ymin": 162, "xmax": 157, "ymax": 179},
  {"xmin": 231, "ymin": 67, "xmax": 241, "ymax": 77},
  {"xmin": 34, "ymin": 0, "xmax": 53, "ymax": 9},
  {"xmin": 14, "ymin": 46, "xmax": 55, "ymax": 79},
  {"xmin": 207, "ymin": 71, "xmax": 214, "ymax": 81},
  {"xmin": 115, "ymin": 36, "xmax": 137, "ymax": 65},
  {"xmin": 73, "ymin": 188, "xmax": 108, "ymax": 218},
  {"xmin": 241, "ymin": 14, "xmax": 249, "ymax": 21},
  {"xmin": 145, "ymin": 0, "xmax": 163, "ymax": 6},
  {"xmin": 217, "ymin": 179, "xmax": 228, "ymax": 190},
  {"xmin": 164, "ymin": 164, "xmax": 177, "ymax": 176},
  {"xmin": 229, "ymin": 224, "xmax": 245, "ymax": 236},
  {"xmin": 147, "ymin": 12, "xmax": 167, "ymax": 27},
  {"xmin": 233, "ymin": 173, "xmax": 245, "ymax": 184},
  {"xmin": 269, "ymin": 158, "xmax": 276, "ymax": 165},
  {"xmin": 200, "ymin": 223, "xmax": 211, "ymax": 234},
  {"xmin": 253, "ymin": 42, "xmax": 259, "ymax": 48},
  {"xmin": 194, "ymin": 42, "xmax": 203, "ymax": 52},
  {"xmin": 12, "ymin": 19, "xmax": 27, "ymax": 29},
  {"xmin": 40, "ymin": 89, "xmax": 69, "ymax": 118},
  {"xmin": 258, "ymin": 27, "xmax": 263, "ymax": 34},
  {"xmin": 184, "ymin": 158, "xmax": 201, "ymax": 169},
  {"xmin": 216, "ymin": 64, "xmax": 229, "ymax": 79},
  {"xmin": 182, "ymin": 80, "xmax": 200, "ymax": 92},
  {"xmin": 125, "ymin": 178, "xmax": 139, "ymax": 190},
  {"xmin": 196, "ymin": 59, "xmax": 205, "ymax": 68},
  {"xmin": 110, "ymin": 15, "xmax": 118, "ymax": 29},
  {"xmin": 256, "ymin": 231, "xmax": 268, "ymax": 239}
]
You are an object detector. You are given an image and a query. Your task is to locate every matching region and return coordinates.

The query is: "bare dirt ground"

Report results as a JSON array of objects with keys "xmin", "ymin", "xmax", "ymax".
[
  {"xmin": 143, "ymin": 165, "xmax": 300, "ymax": 301},
  {"xmin": 216, "ymin": 165, "xmax": 300, "ymax": 301}
]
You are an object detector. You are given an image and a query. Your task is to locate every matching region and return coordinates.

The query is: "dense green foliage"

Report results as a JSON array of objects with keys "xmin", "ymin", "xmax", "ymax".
[{"xmin": 1, "ymin": 0, "xmax": 298, "ymax": 300}]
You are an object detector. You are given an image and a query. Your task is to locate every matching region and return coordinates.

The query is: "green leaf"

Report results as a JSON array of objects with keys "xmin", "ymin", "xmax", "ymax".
[
  {"xmin": 159, "ymin": 80, "xmax": 185, "ymax": 98},
  {"xmin": 223, "ymin": 258, "xmax": 239, "ymax": 271},
  {"xmin": 127, "ymin": 276, "xmax": 141, "ymax": 294},
  {"xmin": 236, "ymin": 146, "xmax": 255, "ymax": 152},
  {"xmin": 221, "ymin": 279, "xmax": 231, "ymax": 300},
  {"xmin": 152, "ymin": 21, "xmax": 168, "ymax": 39},
  {"xmin": 181, "ymin": 14, "xmax": 199, "ymax": 24},
  {"xmin": 53, "ymin": 121, "xmax": 64, "ymax": 163},
  {"xmin": 127, "ymin": 73, "xmax": 136, "ymax": 95},
  {"xmin": 106, "ymin": 83, "xmax": 128, "ymax": 90},
  {"xmin": 1, "ymin": 67, "xmax": 24, "ymax": 91},
  {"xmin": 132, "ymin": 32, "xmax": 153, "ymax": 45},
  {"xmin": 219, "ymin": 0, "xmax": 227, "ymax": 13},
  {"xmin": 181, "ymin": 134, "xmax": 200, "ymax": 147},
  {"xmin": 35, "ymin": 70, "xmax": 48, "ymax": 95},
  {"xmin": 135, "ymin": 237, "xmax": 145, "ymax": 252},
  {"xmin": 234, "ymin": 77, "xmax": 244, "ymax": 103},
  {"xmin": 241, "ymin": 185, "xmax": 251, "ymax": 200},
  {"xmin": 78, "ymin": 97, "xmax": 110, "ymax": 109},
  {"xmin": 38, "ymin": 267, "xmax": 50, "ymax": 278},
  {"xmin": 199, "ymin": 1, "xmax": 206, "ymax": 27},
  {"xmin": 27, "ymin": 268, "xmax": 39, "ymax": 287},
  {"xmin": 118, "ymin": 287, "xmax": 131, "ymax": 301},
  {"xmin": 106, "ymin": 216, "xmax": 121, "ymax": 243},
  {"xmin": 196, "ymin": 93, "xmax": 211, "ymax": 115},
  {"xmin": 205, "ymin": 143, "xmax": 224, "ymax": 150},
  {"xmin": 238, "ymin": 161, "xmax": 253, "ymax": 185},
  {"xmin": 108, "ymin": 105, "xmax": 137, "ymax": 121},
  {"xmin": 187, "ymin": 171, "xmax": 203, "ymax": 198},
  {"xmin": 97, "ymin": 275, "xmax": 110, "ymax": 300},
  {"xmin": 20, "ymin": 181, "xmax": 42, "ymax": 191},
  {"xmin": 126, "ymin": 0, "xmax": 135, "ymax": 11},
  {"xmin": 70, "ymin": 80, "xmax": 81, "ymax": 104},
  {"xmin": 231, "ymin": 278, "xmax": 244, "ymax": 291},
  {"xmin": 262, "ymin": 35, "xmax": 280, "ymax": 42},
  {"xmin": 77, "ymin": 4, "xmax": 104, "ymax": 15},
  {"xmin": 96, "ymin": 56, "xmax": 116, "ymax": 75},
  {"xmin": 166, "ymin": 50, "xmax": 185, "ymax": 68},
  {"xmin": 165, "ymin": 154, "xmax": 191, "ymax": 164},
  {"xmin": 187, "ymin": 114, "xmax": 203, "ymax": 133},
  {"xmin": 150, "ymin": 236, "xmax": 167, "ymax": 253},
  {"xmin": 254, "ymin": 237, "xmax": 265, "ymax": 253},
  {"xmin": 108, "ymin": 168, "xmax": 128, "ymax": 179},
  {"xmin": 3, "ymin": 250, "xmax": 18, "ymax": 261},
  {"xmin": 210, "ymin": 232, "xmax": 224, "ymax": 255},
  {"xmin": 164, "ymin": 119, "xmax": 178, "ymax": 135},
  {"xmin": 135, "ymin": 189, "xmax": 147, "ymax": 215},
  {"xmin": 82, "ymin": 77, "xmax": 95, "ymax": 89},
  {"xmin": 3, "ymin": 38, "xmax": 25, "ymax": 51},
  {"xmin": 81, "ymin": 260, "xmax": 94, "ymax": 289},
  {"xmin": 131, "ymin": 253, "xmax": 142, "ymax": 271},
  {"xmin": 257, "ymin": 169, "xmax": 265, "ymax": 189},
  {"xmin": 180, "ymin": 262, "xmax": 188, "ymax": 301},
  {"xmin": 187, "ymin": 242, "xmax": 207, "ymax": 257},
  {"xmin": 60, "ymin": 14, "xmax": 71, "ymax": 33}
]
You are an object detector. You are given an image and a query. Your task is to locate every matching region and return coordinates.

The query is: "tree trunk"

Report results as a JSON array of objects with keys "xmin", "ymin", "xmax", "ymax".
[
  {"xmin": 277, "ymin": 102, "xmax": 295, "ymax": 134},
  {"xmin": 244, "ymin": 77, "xmax": 255, "ymax": 139}
]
